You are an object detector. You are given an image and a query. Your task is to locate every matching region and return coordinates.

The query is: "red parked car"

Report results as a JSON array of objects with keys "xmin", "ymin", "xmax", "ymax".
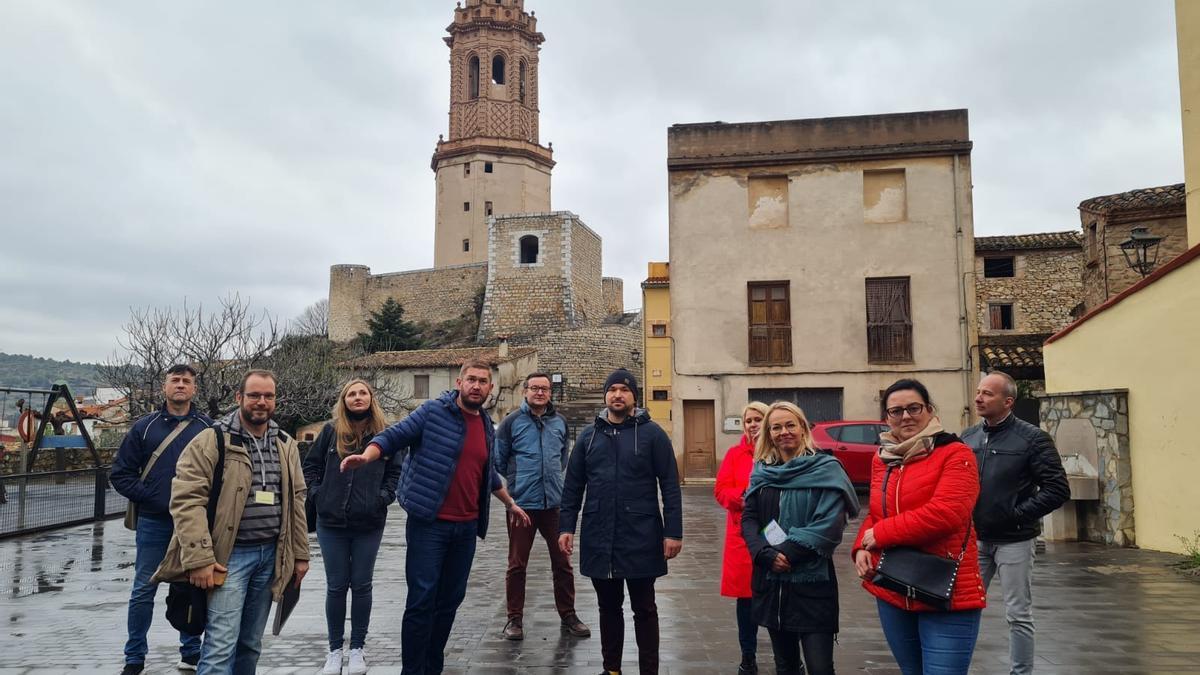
[{"xmin": 811, "ymin": 420, "xmax": 889, "ymax": 486}]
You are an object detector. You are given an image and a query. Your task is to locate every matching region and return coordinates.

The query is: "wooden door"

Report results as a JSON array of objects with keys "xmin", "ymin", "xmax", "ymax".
[{"xmin": 682, "ymin": 400, "xmax": 716, "ymax": 480}]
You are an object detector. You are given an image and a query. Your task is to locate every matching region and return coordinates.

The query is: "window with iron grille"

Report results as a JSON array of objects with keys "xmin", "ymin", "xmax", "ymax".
[
  {"xmin": 747, "ymin": 281, "xmax": 791, "ymax": 366},
  {"xmin": 865, "ymin": 277, "xmax": 913, "ymax": 363}
]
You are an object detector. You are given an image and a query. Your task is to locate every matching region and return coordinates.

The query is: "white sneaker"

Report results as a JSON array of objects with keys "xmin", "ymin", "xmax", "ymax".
[
  {"xmin": 347, "ymin": 647, "xmax": 368, "ymax": 675},
  {"xmin": 321, "ymin": 648, "xmax": 344, "ymax": 675}
]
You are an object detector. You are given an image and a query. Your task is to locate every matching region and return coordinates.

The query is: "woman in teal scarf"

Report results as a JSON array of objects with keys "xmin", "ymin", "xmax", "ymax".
[{"xmin": 742, "ymin": 402, "xmax": 859, "ymax": 675}]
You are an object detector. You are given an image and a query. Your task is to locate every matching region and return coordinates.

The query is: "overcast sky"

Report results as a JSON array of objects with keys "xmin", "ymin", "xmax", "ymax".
[{"xmin": 0, "ymin": 1, "xmax": 1184, "ymax": 363}]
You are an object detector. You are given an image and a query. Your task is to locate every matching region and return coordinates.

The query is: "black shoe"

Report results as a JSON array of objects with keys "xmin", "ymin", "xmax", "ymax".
[
  {"xmin": 503, "ymin": 616, "xmax": 524, "ymax": 640},
  {"xmin": 120, "ymin": 665, "xmax": 145, "ymax": 675},
  {"xmin": 737, "ymin": 654, "xmax": 758, "ymax": 674},
  {"xmin": 561, "ymin": 613, "xmax": 592, "ymax": 638}
]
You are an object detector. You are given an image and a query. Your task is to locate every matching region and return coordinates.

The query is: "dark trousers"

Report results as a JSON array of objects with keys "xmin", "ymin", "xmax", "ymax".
[
  {"xmin": 767, "ymin": 627, "xmax": 835, "ymax": 675},
  {"xmin": 317, "ymin": 524, "xmax": 384, "ymax": 651},
  {"xmin": 506, "ymin": 507, "xmax": 576, "ymax": 619},
  {"xmin": 735, "ymin": 597, "xmax": 758, "ymax": 657},
  {"xmin": 592, "ymin": 577, "xmax": 659, "ymax": 674},
  {"xmin": 401, "ymin": 518, "xmax": 478, "ymax": 675}
]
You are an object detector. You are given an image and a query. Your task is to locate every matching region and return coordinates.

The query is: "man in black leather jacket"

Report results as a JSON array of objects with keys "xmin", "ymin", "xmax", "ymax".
[{"xmin": 962, "ymin": 371, "xmax": 1069, "ymax": 675}]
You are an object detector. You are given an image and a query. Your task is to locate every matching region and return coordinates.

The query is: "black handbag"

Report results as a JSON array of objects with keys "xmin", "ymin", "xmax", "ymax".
[
  {"xmin": 871, "ymin": 464, "xmax": 971, "ymax": 611},
  {"xmin": 165, "ymin": 429, "xmax": 227, "ymax": 635}
]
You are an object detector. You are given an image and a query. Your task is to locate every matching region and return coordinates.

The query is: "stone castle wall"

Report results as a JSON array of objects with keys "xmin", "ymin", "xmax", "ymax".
[
  {"xmin": 976, "ymin": 247, "xmax": 1083, "ymax": 336},
  {"xmin": 478, "ymin": 212, "xmax": 604, "ymax": 340},
  {"xmin": 328, "ymin": 263, "xmax": 488, "ymax": 342},
  {"xmin": 602, "ymin": 277, "xmax": 624, "ymax": 317},
  {"xmin": 516, "ymin": 320, "xmax": 643, "ymax": 400}
]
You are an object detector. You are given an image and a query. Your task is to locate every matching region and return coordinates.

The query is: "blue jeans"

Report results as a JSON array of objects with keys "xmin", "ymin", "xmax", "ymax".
[
  {"xmin": 125, "ymin": 513, "xmax": 202, "ymax": 664},
  {"xmin": 401, "ymin": 518, "xmax": 478, "ymax": 675},
  {"xmin": 877, "ymin": 599, "xmax": 982, "ymax": 675},
  {"xmin": 317, "ymin": 524, "xmax": 384, "ymax": 651},
  {"xmin": 198, "ymin": 543, "xmax": 277, "ymax": 675}
]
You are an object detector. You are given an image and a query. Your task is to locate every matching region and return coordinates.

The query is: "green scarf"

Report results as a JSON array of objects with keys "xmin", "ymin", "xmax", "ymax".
[{"xmin": 746, "ymin": 453, "xmax": 860, "ymax": 582}]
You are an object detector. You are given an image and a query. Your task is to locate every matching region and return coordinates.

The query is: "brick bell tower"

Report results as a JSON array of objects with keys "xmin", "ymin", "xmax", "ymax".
[{"xmin": 432, "ymin": 0, "xmax": 554, "ymax": 267}]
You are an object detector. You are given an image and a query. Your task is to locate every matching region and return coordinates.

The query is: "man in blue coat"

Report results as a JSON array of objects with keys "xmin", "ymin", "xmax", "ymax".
[
  {"xmin": 558, "ymin": 368, "xmax": 683, "ymax": 675},
  {"xmin": 494, "ymin": 372, "xmax": 590, "ymax": 641},
  {"xmin": 110, "ymin": 364, "xmax": 213, "ymax": 674},
  {"xmin": 341, "ymin": 359, "xmax": 530, "ymax": 675}
]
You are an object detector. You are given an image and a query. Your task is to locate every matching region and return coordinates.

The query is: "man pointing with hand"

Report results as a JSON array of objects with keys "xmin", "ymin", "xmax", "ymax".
[{"xmin": 341, "ymin": 359, "xmax": 529, "ymax": 675}]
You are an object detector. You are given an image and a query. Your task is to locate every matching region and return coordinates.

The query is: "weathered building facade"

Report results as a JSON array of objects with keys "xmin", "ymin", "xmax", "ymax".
[
  {"xmin": 667, "ymin": 110, "xmax": 978, "ymax": 481},
  {"xmin": 641, "ymin": 262, "xmax": 672, "ymax": 438},
  {"xmin": 1078, "ymin": 183, "xmax": 1188, "ymax": 314}
]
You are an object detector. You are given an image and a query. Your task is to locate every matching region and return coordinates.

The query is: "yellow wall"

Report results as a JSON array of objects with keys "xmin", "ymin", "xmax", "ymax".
[
  {"xmin": 1179, "ymin": 0, "xmax": 1200, "ymax": 246},
  {"xmin": 642, "ymin": 262, "xmax": 672, "ymax": 437},
  {"xmin": 1044, "ymin": 250, "xmax": 1200, "ymax": 553}
]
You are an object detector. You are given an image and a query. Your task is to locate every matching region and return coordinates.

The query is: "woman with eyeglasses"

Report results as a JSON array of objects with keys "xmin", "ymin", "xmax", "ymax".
[
  {"xmin": 714, "ymin": 401, "xmax": 770, "ymax": 674},
  {"xmin": 851, "ymin": 379, "xmax": 984, "ymax": 675},
  {"xmin": 741, "ymin": 401, "xmax": 859, "ymax": 675}
]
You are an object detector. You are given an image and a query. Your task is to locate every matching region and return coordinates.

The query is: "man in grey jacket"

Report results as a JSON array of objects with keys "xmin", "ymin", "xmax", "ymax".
[
  {"xmin": 494, "ymin": 372, "xmax": 590, "ymax": 640},
  {"xmin": 962, "ymin": 371, "xmax": 1069, "ymax": 675}
]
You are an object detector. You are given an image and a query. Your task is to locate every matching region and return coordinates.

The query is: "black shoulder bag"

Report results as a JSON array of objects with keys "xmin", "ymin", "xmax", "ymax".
[
  {"xmin": 870, "ymin": 463, "xmax": 971, "ymax": 611},
  {"xmin": 165, "ymin": 429, "xmax": 227, "ymax": 635}
]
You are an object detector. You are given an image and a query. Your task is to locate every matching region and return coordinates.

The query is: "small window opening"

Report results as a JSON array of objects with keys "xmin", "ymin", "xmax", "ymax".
[
  {"xmin": 983, "ymin": 257, "xmax": 1015, "ymax": 278},
  {"xmin": 491, "ymin": 55, "xmax": 506, "ymax": 85},
  {"xmin": 484, "ymin": 162, "xmax": 494, "ymax": 173},
  {"xmin": 462, "ymin": 239, "xmax": 470, "ymax": 252},
  {"xmin": 519, "ymin": 235, "xmax": 539, "ymax": 264},
  {"xmin": 989, "ymin": 303, "xmax": 1014, "ymax": 330},
  {"xmin": 651, "ymin": 324, "xmax": 667, "ymax": 337},
  {"xmin": 463, "ymin": 163, "xmax": 471, "ymax": 177},
  {"xmin": 652, "ymin": 389, "xmax": 670, "ymax": 401},
  {"xmin": 463, "ymin": 201, "xmax": 470, "ymax": 212},
  {"xmin": 485, "ymin": 201, "xmax": 493, "ymax": 217},
  {"xmin": 468, "ymin": 56, "xmax": 480, "ymax": 99},
  {"xmin": 519, "ymin": 60, "xmax": 527, "ymax": 103}
]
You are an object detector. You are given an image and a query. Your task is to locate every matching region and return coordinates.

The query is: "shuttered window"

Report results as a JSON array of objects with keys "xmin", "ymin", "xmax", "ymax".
[
  {"xmin": 748, "ymin": 281, "xmax": 791, "ymax": 365},
  {"xmin": 865, "ymin": 277, "xmax": 913, "ymax": 363}
]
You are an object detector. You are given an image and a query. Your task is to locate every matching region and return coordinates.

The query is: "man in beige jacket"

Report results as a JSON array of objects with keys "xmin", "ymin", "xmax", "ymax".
[{"xmin": 154, "ymin": 370, "xmax": 309, "ymax": 675}]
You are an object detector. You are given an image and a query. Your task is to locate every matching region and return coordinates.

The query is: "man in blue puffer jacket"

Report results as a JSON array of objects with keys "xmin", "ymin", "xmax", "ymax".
[
  {"xmin": 110, "ymin": 364, "xmax": 212, "ymax": 674},
  {"xmin": 341, "ymin": 359, "xmax": 530, "ymax": 675},
  {"xmin": 494, "ymin": 372, "xmax": 591, "ymax": 641}
]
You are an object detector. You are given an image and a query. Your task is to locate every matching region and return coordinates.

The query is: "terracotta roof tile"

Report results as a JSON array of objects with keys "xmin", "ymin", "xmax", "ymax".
[
  {"xmin": 1078, "ymin": 183, "xmax": 1185, "ymax": 214},
  {"xmin": 975, "ymin": 231, "xmax": 1081, "ymax": 252},
  {"xmin": 339, "ymin": 346, "xmax": 536, "ymax": 369},
  {"xmin": 980, "ymin": 342, "xmax": 1044, "ymax": 369}
]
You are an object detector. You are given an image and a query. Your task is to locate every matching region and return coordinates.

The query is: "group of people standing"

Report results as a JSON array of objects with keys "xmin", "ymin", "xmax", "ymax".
[
  {"xmin": 715, "ymin": 374, "xmax": 1070, "ymax": 675},
  {"xmin": 111, "ymin": 362, "xmax": 681, "ymax": 675}
]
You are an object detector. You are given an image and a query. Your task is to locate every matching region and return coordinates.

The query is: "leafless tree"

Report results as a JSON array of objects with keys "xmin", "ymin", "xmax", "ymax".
[
  {"xmin": 100, "ymin": 294, "xmax": 280, "ymax": 418},
  {"xmin": 290, "ymin": 298, "xmax": 329, "ymax": 337}
]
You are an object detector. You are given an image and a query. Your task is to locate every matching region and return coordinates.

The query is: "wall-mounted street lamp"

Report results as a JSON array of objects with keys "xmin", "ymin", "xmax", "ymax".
[{"xmin": 1118, "ymin": 227, "xmax": 1164, "ymax": 278}]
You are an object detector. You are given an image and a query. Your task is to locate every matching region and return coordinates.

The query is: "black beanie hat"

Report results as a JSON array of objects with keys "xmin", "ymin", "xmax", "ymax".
[{"xmin": 604, "ymin": 368, "xmax": 639, "ymax": 402}]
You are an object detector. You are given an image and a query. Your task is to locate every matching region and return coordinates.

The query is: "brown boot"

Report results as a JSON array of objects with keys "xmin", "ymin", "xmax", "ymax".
[
  {"xmin": 561, "ymin": 613, "xmax": 592, "ymax": 638},
  {"xmin": 503, "ymin": 616, "xmax": 524, "ymax": 641}
]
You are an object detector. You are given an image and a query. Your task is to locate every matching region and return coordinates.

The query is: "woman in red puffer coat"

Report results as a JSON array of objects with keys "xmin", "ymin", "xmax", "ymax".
[
  {"xmin": 852, "ymin": 379, "xmax": 985, "ymax": 675},
  {"xmin": 714, "ymin": 401, "xmax": 769, "ymax": 675}
]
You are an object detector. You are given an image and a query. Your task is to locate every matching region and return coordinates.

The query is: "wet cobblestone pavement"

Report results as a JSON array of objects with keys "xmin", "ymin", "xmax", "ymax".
[{"xmin": 3, "ymin": 486, "xmax": 1200, "ymax": 674}]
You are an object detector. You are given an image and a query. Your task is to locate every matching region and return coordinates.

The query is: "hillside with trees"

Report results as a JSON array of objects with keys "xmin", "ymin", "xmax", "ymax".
[{"xmin": 0, "ymin": 352, "xmax": 102, "ymax": 391}]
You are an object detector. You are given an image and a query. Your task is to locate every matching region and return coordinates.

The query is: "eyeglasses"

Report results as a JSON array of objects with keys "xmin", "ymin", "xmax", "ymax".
[
  {"xmin": 885, "ymin": 403, "xmax": 927, "ymax": 420},
  {"xmin": 526, "ymin": 386, "xmax": 551, "ymax": 393},
  {"xmin": 243, "ymin": 392, "xmax": 276, "ymax": 401}
]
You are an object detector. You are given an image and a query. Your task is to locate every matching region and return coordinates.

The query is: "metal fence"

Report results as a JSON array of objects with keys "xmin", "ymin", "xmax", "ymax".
[{"xmin": 0, "ymin": 467, "xmax": 126, "ymax": 538}]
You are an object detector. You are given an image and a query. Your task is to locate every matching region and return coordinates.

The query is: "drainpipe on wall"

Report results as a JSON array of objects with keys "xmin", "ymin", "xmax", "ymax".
[{"xmin": 952, "ymin": 154, "xmax": 973, "ymax": 429}]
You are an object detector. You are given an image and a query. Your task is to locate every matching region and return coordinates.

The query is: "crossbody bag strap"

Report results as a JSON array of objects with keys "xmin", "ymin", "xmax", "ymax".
[
  {"xmin": 205, "ymin": 430, "xmax": 227, "ymax": 535},
  {"xmin": 139, "ymin": 419, "xmax": 192, "ymax": 480},
  {"xmin": 881, "ymin": 459, "xmax": 973, "ymax": 560},
  {"xmin": 880, "ymin": 464, "xmax": 895, "ymax": 518}
]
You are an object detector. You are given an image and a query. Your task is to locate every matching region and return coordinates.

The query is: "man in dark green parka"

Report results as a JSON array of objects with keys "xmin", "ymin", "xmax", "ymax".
[{"xmin": 558, "ymin": 368, "xmax": 682, "ymax": 675}]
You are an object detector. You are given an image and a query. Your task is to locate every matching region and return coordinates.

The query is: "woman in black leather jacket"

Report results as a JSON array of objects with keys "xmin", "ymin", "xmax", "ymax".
[{"xmin": 303, "ymin": 378, "xmax": 400, "ymax": 675}]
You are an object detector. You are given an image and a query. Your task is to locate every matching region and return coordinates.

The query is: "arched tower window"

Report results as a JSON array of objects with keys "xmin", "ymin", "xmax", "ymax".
[
  {"xmin": 519, "ymin": 60, "xmax": 527, "ymax": 104},
  {"xmin": 468, "ymin": 56, "xmax": 480, "ymax": 99},
  {"xmin": 519, "ymin": 235, "xmax": 539, "ymax": 264},
  {"xmin": 491, "ymin": 54, "xmax": 506, "ymax": 85}
]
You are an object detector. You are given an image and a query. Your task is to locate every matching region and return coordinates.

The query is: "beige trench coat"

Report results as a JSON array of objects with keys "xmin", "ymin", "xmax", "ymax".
[{"xmin": 152, "ymin": 426, "xmax": 309, "ymax": 601}]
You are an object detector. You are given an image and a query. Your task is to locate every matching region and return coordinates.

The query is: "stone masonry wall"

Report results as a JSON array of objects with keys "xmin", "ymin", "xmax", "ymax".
[
  {"xmin": 1081, "ymin": 214, "xmax": 1189, "ymax": 313},
  {"xmin": 602, "ymin": 277, "xmax": 625, "ymax": 317},
  {"xmin": 976, "ymin": 247, "xmax": 1082, "ymax": 336},
  {"xmin": 569, "ymin": 219, "xmax": 603, "ymax": 324},
  {"xmin": 515, "ymin": 321, "xmax": 643, "ymax": 400},
  {"xmin": 328, "ymin": 263, "xmax": 488, "ymax": 342},
  {"xmin": 1039, "ymin": 389, "xmax": 1133, "ymax": 546}
]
